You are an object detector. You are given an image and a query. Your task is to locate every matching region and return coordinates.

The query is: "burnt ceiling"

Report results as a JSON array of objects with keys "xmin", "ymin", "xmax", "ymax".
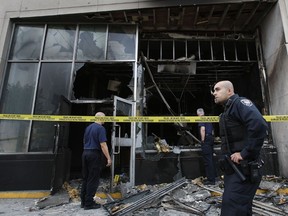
[
  {"xmin": 85, "ymin": 1, "xmax": 277, "ymax": 32},
  {"xmin": 21, "ymin": 1, "xmax": 277, "ymax": 33},
  {"xmin": 80, "ymin": 1, "xmax": 275, "ymax": 93},
  {"xmin": 18, "ymin": 1, "xmax": 276, "ymax": 94}
]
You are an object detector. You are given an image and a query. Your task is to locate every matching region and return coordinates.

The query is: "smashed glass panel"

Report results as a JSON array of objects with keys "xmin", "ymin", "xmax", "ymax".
[
  {"xmin": 43, "ymin": 25, "xmax": 76, "ymax": 60},
  {"xmin": 116, "ymin": 99, "xmax": 132, "ymax": 116},
  {"xmin": 9, "ymin": 25, "xmax": 44, "ymax": 60},
  {"xmin": 77, "ymin": 25, "xmax": 106, "ymax": 61},
  {"xmin": 107, "ymin": 25, "xmax": 136, "ymax": 60}
]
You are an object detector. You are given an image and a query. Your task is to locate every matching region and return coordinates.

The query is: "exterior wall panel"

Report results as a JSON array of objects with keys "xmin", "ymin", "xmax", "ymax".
[
  {"xmin": 21, "ymin": 0, "xmax": 60, "ymax": 11},
  {"xmin": 261, "ymin": 0, "xmax": 288, "ymax": 177},
  {"xmin": 0, "ymin": 154, "xmax": 54, "ymax": 191}
]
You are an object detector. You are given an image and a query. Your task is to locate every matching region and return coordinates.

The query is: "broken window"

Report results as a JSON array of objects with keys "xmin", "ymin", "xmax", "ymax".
[
  {"xmin": 72, "ymin": 63, "xmax": 133, "ymax": 100},
  {"xmin": 107, "ymin": 25, "xmax": 136, "ymax": 60},
  {"xmin": 43, "ymin": 25, "xmax": 76, "ymax": 60},
  {"xmin": 0, "ymin": 23, "xmax": 137, "ymax": 153},
  {"xmin": 77, "ymin": 25, "xmax": 106, "ymax": 61},
  {"xmin": 9, "ymin": 25, "xmax": 44, "ymax": 60}
]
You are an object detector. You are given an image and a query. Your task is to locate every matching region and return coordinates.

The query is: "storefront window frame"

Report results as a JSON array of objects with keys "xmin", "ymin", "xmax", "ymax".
[{"xmin": 0, "ymin": 22, "xmax": 138, "ymax": 153}]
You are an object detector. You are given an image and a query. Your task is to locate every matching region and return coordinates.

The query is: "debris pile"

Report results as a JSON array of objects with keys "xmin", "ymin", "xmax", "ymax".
[
  {"xmin": 63, "ymin": 181, "xmax": 80, "ymax": 202},
  {"xmin": 104, "ymin": 177, "xmax": 187, "ymax": 215},
  {"xmin": 100, "ymin": 176, "xmax": 288, "ymax": 216},
  {"xmin": 34, "ymin": 175, "xmax": 288, "ymax": 215},
  {"xmin": 153, "ymin": 133, "xmax": 171, "ymax": 153}
]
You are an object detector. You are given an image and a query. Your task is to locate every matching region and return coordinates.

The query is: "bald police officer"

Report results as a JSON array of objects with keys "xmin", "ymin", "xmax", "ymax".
[{"xmin": 213, "ymin": 80, "xmax": 268, "ymax": 216}]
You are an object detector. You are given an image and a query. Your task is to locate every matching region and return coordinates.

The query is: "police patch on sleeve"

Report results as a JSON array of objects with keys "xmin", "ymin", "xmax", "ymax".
[{"xmin": 240, "ymin": 99, "xmax": 253, "ymax": 107}]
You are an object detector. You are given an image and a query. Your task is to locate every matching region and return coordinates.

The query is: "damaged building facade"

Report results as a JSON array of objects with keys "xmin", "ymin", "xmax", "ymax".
[{"xmin": 0, "ymin": 0, "xmax": 287, "ymax": 191}]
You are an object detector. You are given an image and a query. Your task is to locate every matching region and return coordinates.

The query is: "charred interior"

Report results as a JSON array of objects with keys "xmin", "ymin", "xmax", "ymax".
[
  {"xmin": 60, "ymin": 1, "xmax": 277, "ymax": 185},
  {"xmin": 140, "ymin": 33, "xmax": 263, "ymax": 146},
  {"xmin": 73, "ymin": 63, "xmax": 134, "ymax": 101},
  {"xmin": 70, "ymin": 62, "xmax": 134, "ymax": 178},
  {"xmin": 134, "ymin": 33, "xmax": 268, "ymax": 184},
  {"xmin": 67, "ymin": 33, "xmax": 266, "ymax": 184}
]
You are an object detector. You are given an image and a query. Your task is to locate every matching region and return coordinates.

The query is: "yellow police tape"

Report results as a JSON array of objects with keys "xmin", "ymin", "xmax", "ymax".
[{"xmin": 0, "ymin": 114, "xmax": 288, "ymax": 122}]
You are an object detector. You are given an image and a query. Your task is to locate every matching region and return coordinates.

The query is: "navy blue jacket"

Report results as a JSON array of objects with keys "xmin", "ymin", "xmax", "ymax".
[
  {"xmin": 83, "ymin": 123, "xmax": 107, "ymax": 150},
  {"xmin": 219, "ymin": 94, "xmax": 268, "ymax": 160}
]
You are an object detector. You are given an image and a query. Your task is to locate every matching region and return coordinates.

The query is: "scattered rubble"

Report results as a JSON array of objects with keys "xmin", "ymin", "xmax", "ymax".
[
  {"xmin": 104, "ymin": 177, "xmax": 187, "ymax": 215},
  {"xmin": 29, "ymin": 175, "xmax": 288, "ymax": 216},
  {"xmin": 34, "ymin": 189, "xmax": 70, "ymax": 210},
  {"xmin": 153, "ymin": 133, "xmax": 171, "ymax": 153}
]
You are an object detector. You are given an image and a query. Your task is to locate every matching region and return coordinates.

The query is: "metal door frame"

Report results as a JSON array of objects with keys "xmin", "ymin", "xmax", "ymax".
[{"xmin": 111, "ymin": 96, "xmax": 136, "ymax": 188}]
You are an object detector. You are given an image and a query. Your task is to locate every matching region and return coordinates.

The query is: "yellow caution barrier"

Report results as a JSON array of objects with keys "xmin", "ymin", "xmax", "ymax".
[{"xmin": 0, "ymin": 114, "xmax": 288, "ymax": 122}]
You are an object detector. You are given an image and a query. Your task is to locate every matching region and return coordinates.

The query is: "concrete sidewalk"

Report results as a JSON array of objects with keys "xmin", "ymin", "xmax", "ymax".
[
  {"xmin": 0, "ymin": 198, "xmax": 109, "ymax": 216},
  {"xmin": 0, "ymin": 188, "xmax": 111, "ymax": 216}
]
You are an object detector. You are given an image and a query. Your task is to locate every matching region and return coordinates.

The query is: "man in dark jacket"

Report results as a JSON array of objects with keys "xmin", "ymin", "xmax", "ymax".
[
  {"xmin": 197, "ymin": 108, "xmax": 216, "ymax": 185},
  {"xmin": 80, "ymin": 112, "xmax": 112, "ymax": 210},
  {"xmin": 213, "ymin": 80, "xmax": 268, "ymax": 216}
]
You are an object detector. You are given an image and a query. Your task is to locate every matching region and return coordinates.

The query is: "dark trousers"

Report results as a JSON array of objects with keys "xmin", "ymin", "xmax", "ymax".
[
  {"xmin": 221, "ymin": 172, "xmax": 261, "ymax": 216},
  {"xmin": 201, "ymin": 135, "xmax": 216, "ymax": 182},
  {"xmin": 80, "ymin": 150, "xmax": 101, "ymax": 207}
]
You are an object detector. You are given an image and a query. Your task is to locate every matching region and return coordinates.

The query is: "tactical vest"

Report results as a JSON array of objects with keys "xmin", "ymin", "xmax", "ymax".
[{"xmin": 219, "ymin": 97, "xmax": 247, "ymax": 154}]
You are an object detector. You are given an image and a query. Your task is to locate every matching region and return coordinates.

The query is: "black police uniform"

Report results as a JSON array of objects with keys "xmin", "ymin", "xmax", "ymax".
[{"xmin": 219, "ymin": 94, "xmax": 268, "ymax": 216}]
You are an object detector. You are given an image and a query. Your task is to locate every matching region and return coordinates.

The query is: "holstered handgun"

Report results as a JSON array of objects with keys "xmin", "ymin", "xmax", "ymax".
[
  {"xmin": 240, "ymin": 160, "xmax": 250, "ymax": 176},
  {"xmin": 249, "ymin": 159, "xmax": 264, "ymax": 183}
]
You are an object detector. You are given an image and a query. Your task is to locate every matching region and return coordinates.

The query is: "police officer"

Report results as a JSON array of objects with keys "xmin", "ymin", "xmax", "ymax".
[
  {"xmin": 197, "ymin": 108, "xmax": 216, "ymax": 185},
  {"xmin": 213, "ymin": 80, "xmax": 267, "ymax": 216}
]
